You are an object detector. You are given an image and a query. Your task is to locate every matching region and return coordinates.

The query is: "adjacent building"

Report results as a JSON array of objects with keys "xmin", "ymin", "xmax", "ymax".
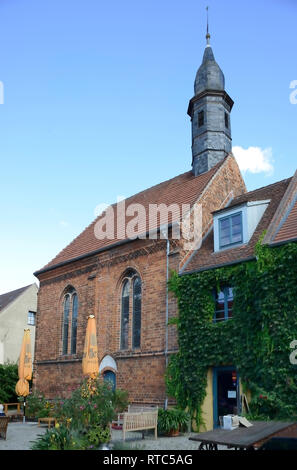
[
  {"xmin": 180, "ymin": 172, "xmax": 297, "ymax": 430},
  {"xmin": 0, "ymin": 283, "xmax": 38, "ymax": 364}
]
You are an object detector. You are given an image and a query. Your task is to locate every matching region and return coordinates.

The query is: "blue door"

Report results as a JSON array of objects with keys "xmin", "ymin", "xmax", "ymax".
[
  {"xmin": 103, "ymin": 370, "xmax": 116, "ymax": 391},
  {"xmin": 213, "ymin": 367, "xmax": 239, "ymax": 428}
]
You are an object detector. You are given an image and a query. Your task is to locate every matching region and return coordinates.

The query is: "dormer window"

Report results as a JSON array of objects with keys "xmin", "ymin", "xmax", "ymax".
[
  {"xmin": 219, "ymin": 212, "xmax": 243, "ymax": 248},
  {"xmin": 213, "ymin": 200, "xmax": 270, "ymax": 253}
]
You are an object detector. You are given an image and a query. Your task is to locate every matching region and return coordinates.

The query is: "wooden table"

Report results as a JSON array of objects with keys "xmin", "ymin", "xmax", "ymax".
[
  {"xmin": 38, "ymin": 417, "xmax": 57, "ymax": 428},
  {"xmin": 3, "ymin": 403, "xmax": 23, "ymax": 421},
  {"xmin": 189, "ymin": 421, "xmax": 297, "ymax": 450}
]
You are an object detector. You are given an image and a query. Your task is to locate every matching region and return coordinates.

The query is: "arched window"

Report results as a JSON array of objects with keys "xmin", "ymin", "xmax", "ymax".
[
  {"xmin": 132, "ymin": 276, "xmax": 142, "ymax": 349},
  {"xmin": 71, "ymin": 293, "xmax": 78, "ymax": 354},
  {"xmin": 62, "ymin": 294, "xmax": 70, "ymax": 355},
  {"xmin": 103, "ymin": 370, "xmax": 116, "ymax": 392},
  {"xmin": 62, "ymin": 287, "xmax": 78, "ymax": 355},
  {"xmin": 120, "ymin": 270, "xmax": 142, "ymax": 350},
  {"xmin": 120, "ymin": 280, "xmax": 130, "ymax": 350}
]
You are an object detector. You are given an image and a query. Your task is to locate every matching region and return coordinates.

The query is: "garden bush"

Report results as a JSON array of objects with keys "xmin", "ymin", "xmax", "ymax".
[
  {"xmin": 24, "ymin": 390, "xmax": 47, "ymax": 418},
  {"xmin": 0, "ymin": 363, "xmax": 18, "ymax": 403},
  {"xmin": 31, "ymin": 375, "xmax": 125, "ymax": 450}
]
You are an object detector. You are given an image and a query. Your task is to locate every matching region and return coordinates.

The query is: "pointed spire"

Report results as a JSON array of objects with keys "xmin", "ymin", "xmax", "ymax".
[{"xmin": 206, "ymin": 6, "xmax": 211, "ymax": 46}]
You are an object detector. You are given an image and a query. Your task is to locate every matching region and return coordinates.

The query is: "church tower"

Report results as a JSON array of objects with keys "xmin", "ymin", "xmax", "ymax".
[{"xmin": 188, "ymin": 22, "xmax": 233, "ymax": 176}]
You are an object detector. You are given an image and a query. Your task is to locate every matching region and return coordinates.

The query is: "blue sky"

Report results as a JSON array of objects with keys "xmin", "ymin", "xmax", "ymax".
[{"xmin": 0, "ymin": 0, "xmax": 296, "ymax": 294}]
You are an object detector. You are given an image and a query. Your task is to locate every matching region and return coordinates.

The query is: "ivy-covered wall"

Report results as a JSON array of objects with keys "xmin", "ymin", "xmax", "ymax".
[{"xmin": 166, "ymin": 241, "xmax": 297, "ymax": 427}]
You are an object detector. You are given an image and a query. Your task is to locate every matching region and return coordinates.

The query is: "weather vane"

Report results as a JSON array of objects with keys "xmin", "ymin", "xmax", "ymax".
[{"xmin": 206, "ymin": 6, "xmax": 210, "ymax": 45}]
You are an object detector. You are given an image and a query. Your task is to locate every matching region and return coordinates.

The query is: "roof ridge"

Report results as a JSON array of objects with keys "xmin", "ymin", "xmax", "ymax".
[
  {"xmin": 38, "ymin": 170, "xmax": 194, "ymax": 271},
  {"xmin": 0, "ymin": 284, "xmax": 33, "ymax": 297},
  {"xmin": 242, "ymin": 177, "xmax": 292, "ymax": 197},
  {"xmin": 36, "ymin": 162, "xmax": 226, "ymax": 274},
  {"xmin": 0, "ymin": 284, "xmax": 34, "ymax": 311}
]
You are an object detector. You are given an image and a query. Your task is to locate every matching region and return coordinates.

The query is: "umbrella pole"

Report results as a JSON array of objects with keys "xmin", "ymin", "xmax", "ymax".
[{"xmin": 23, "ymin": 398, "xmax": 26, "ymax": 423}]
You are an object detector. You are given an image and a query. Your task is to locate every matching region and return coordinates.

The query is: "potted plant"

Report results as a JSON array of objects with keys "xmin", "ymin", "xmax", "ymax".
[
  {"xmin": 157, "ymin": 408, "xmax": 189, "ymax": 437},
  {"xmin": 111, "ymin": 389, "xmax": 129, "ymax": 429}
]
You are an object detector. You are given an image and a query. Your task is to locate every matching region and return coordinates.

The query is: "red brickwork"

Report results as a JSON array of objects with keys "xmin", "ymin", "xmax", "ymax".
[{"xmin": 34, "ymin": 157, "xmax": 246, "ymax": 404}]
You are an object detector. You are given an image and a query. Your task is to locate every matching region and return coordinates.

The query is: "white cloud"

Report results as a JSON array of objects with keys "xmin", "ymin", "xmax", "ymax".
[
  {"xmin": 59, "ymin": 220, "xmax": 69, "ymax": 227},
  {"xmin": 232, "ymin": 146, "xmax": 274, "ymax": 176}
]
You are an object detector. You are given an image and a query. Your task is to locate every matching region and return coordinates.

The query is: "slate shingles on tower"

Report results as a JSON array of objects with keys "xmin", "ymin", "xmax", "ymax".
[{"xmin": 188, "ymin": 29, "xmax": 233, "ymax": 176}]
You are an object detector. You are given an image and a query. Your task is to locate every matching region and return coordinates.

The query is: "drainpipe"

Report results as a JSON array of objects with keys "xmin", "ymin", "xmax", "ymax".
[{"xmin": 163, "ymin": 235, "xmax": 170, "ymax": 410}]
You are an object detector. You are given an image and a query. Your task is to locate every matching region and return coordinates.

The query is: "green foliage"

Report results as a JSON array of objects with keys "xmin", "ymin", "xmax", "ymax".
[
  {"xmin": 166, "ymin": 242, "xmax": 297, "ymax": 426},
  {"xmin": 53, "ymin": 376, "xmax": 116, "ymax": 429},
  {"xmin": 30, "ymin": 376, "xmax": 128, "ymax": 450},
  {"xmin": 112, "ymin": 389, "xmax": 129, "ymax": 413},
  {"xmin": 25, "ymin": 390, "xmax": 47, "ymax": 418},
  {"xmin": 85, "ymin": 424, "xmax": 111, "ymax": 448},
  {"xmin": 30, "ymin": 423, "xmax": 80, "ymax": 450},
  {"xmin": 0, "ymin": 363, "xmax": 18, "ymax": 403},
  {"xmin": 111, "ymin": 441, "xmax": 144, "ymax": 450},
  {"xmin": 157, "ymin": 408, "xmax": 189, "ymax": 435}
]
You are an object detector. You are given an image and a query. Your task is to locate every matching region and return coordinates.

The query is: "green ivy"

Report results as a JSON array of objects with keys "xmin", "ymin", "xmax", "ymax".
[{"xmin": 166, "ymin": 241, "xmax": 297, "ymax": 427}]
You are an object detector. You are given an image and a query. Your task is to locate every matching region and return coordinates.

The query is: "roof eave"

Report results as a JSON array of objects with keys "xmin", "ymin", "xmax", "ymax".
[
  {"xmin": 34, "ymin": 224, "xmax": 173, "ymax": 278},
  {"xmin": 179, "ymin": 255, "xmax": 255, "ymax": 276}
]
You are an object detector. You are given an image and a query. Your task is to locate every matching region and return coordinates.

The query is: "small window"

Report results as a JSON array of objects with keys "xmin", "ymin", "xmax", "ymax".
[
  {"xmin": 28, "ymin": 311, "xmax": 36, "ymax": 326},
  {"xmin": 198, "ymin": 110, "xmax": 204, "ymax": 127},
  {"xmin": 219, "ymin": 212, "xmax": 243, "ymax": 248},
  {"xmin": 214, "ymin": 287, "xmax": 233, "ymax": 322},
  {"xmin": 225, "ymin": 112, "xmax": 229, "ymax": 129}
]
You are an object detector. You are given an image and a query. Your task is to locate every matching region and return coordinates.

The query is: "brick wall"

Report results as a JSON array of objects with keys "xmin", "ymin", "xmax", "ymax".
[
  {"xmin": 34, "ymin": 157, "xmax": 246, "ymax": 404},
  {"xmin": 34, "ymin": 238, "xmax": 169, "ymax": 404}
]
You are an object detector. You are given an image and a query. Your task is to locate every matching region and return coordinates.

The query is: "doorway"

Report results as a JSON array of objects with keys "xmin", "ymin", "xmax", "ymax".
[
  {"xmin": 213, "ymin": 367, "xmax": 239, "ymax": 428},
  {"xmin": 103, "ymin": 370, "xmax": 116, "ymax": 392}
]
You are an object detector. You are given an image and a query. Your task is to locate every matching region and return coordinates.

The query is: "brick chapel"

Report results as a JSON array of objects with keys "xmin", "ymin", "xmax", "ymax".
[{"xmin": 33, "ymin": 30, "xmax": 247, "ymax": 405}]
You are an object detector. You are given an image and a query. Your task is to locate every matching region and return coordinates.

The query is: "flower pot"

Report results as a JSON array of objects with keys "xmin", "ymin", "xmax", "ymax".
[{"xmin": 166, "ymin": 428, "xmax": 179, "ymax": 437}]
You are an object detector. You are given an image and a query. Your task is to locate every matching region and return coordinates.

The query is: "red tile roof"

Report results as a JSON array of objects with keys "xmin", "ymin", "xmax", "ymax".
[
  {"xmin": 272, "ymin": 198, "xmax": 297, "ymax": 244},
  {"xmin": 182, "ymin": 178, "xmax": 292, "ymax": 274},
  {"xmin": 35, "ymin": 159, "xmax": 225, "ymax": 275},
  {"xmin": 263, "ymin": 170, "xmax": 297, "ymax": 246}
]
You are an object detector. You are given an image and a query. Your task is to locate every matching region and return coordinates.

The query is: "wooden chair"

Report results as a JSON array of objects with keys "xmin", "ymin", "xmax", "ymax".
[{"xmin": 0, "ymin": 417, "xmax": 10, "ymax": 440}]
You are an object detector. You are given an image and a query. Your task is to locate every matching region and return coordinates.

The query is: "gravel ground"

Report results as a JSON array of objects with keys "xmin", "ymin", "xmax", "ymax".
[
  {"xmin": 0, "ymin": 422, "xmax": 47, "ymax": 450},
  {"xmin": 110, "ymin": 429, "xmax": 202, "ymax": 450},
  {"xmin": 0, "ymin": 422, "xmax": 225, "ymax": 451}
]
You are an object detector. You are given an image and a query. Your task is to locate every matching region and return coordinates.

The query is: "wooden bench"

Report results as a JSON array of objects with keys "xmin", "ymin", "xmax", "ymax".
[
  {"xmin": 113, "ymin": 405, "xmax": 157, "ymax": 429},
  {"xmin": 38, "ymin": 417, "xmax": 57, "ymax": 428},
  {"xmin": 0, "ymin": 417, "xmax": 10, "ymax": 440},
  {"xmin": 3, "ymin": 403, "xmax": 23, "ymax": 421},
  {"xmin": 122, "ymin": 408, "xmax": 158, "ymax": 441}
]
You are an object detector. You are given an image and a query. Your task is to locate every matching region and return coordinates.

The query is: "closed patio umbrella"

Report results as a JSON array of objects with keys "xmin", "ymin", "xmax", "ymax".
[
  {"xmin": 15, "ymin": 329, "xmax": 32, "ymax": 422},
  {"xmin": 82, "ymin": 315, "xmax": 99, "ymax": 378}
]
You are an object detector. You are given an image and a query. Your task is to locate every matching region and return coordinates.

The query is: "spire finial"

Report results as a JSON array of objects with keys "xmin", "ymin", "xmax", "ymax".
[{"xmin": 206, "ymin": 6, "xmax": 210, "ymax": 46}]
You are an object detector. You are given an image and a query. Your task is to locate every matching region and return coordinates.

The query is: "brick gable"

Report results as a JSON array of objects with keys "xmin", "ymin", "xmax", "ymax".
[{"xmin": 34, "ymin": 154, "xmax": 246, "ymax": 404}]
